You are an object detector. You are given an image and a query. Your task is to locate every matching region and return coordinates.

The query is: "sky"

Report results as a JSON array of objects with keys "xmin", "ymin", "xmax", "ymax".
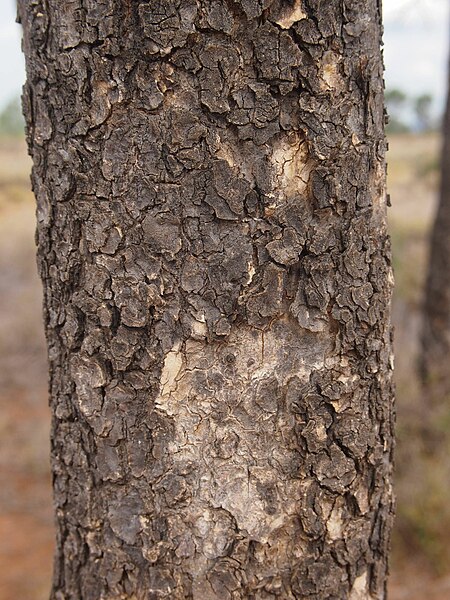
[
  {"xmin": 383, "ymin": 0, "xmax": 449, "ymax": 119},
  {"xmin": 0, "ymin": 0, "xmax": 449, "ymax": 118}
]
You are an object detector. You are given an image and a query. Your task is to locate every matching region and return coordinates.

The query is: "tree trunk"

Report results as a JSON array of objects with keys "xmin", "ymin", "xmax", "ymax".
[
  {"xmin": 18, "ymin": 1, "xmax": 394, "ymax": 598},
  {"xmin": 421, "ymin": 47, "xmax": 450, "ymax": 396}
]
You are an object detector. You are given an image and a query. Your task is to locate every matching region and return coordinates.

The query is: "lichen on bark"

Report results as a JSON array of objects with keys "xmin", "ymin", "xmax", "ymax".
[{"xmin": 18, "ymin": 0, "xmax": 395, "ymax": 598}]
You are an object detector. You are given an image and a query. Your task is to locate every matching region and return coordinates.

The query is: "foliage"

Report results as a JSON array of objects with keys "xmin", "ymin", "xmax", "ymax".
[
  {"xmin": 386, "ymin": 88, "xmax": 409, "ymax": 133},
  {"xmin": 0, "ymin": 96, "xmax": 25, "ymax": 138},
  {"xmin": 386, "ymin": 88, "xmax": 407, "ymax": 108},
  {"xmin": 385, "ymin": 88, "xmax": 437, "ymax": 133},
  {"xmin": 414, "ymin": 94, "xmax": 433, "ymax": 132}
]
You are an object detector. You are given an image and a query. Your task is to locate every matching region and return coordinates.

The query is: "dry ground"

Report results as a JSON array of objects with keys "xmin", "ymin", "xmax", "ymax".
[
  {"xmin": 0, "ymin": 134, "xmax": 448, "ymax": 599},
  {"xmin": 0, "ymin": 138, "xmax": 52, "ymax": 600}
]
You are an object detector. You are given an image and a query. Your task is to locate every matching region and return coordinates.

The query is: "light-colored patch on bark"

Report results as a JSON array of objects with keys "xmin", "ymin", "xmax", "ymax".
[
  {"xmin": 321, "ymin": 51, "xmax": 343, "ymax": 92},
  {"xmin": 349, "ymin": 571, "xmax": 374, "ymax": 599},
  {"xmin": 353, "ymin": 485, "xmax": 370, "ymax": 515},
  {"xmin": 371, "ymin": 160, "xmax": 391, "ymax": 247},
  {"xmin": 246, "ymin": 260, "xmax": 256, "ymax": 285},
  {"xmin": 326, "ymin": 497, "xmax": 344, "ymax": 540},
  {"xmin": 214, "ymin": 135, "xmax": 255, "ymax": 184},
  {"xmin": 337, "ymin": 371, "xmax": 359, "ymax": 385},
  {"xmin": 70, "ymin": 355, "xmax": 106, "ymax": 417},
  {"xmin": 315, "ymin": 422, "xmax": 327, "ymax": 441},
  {"xmin": 388, "ymin": 267, "xmax": 395, "ymax": 288},
  {"xmin": 372, "ymin": 161, "xmax": 387, "ymax": 206},
  {"xmin": 294, "ymin": 304, "xmax": 327, "ymax": 332},
  {"xmin": 270, "ymin": 133, "xmax": 311, "ymax": 199},
  {"xmin": 275, "ymin": 0, "xmax": 307, "ymax": 28},
  {"xmin": 90, "ymin": 80, "xmax": 114, "ymax": 127},
  {"xmin": 157, "ymin": 342, "xmax": 183, "ymax": 409},
  {"xmin": 328, "ymin": 368, "xmax": 360, "ymax": 412},
  {"xmin": 191, "ymin": 318, "xmax": 208, "ymax": 339},
  {"xmin": 152, "ymin": 318, "xmax": 332, "ymax": 579},
  {"xmin": 215, "ymin": 142, "xmax": 236, "ymax": 168}
]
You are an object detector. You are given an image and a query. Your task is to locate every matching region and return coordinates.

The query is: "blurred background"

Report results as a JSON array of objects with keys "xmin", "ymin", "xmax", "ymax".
[{"xmin": 1, "ymin": 0, "xmax": 450, "ymax": 598}]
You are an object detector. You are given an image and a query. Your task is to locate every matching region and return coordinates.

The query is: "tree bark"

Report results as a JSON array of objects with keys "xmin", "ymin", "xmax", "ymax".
[
  {"xmin": 421, "ymin": 46, "xmax": 450, "ymax": 396},
  {"xmin": 18, "ymin": 1, "xmax": 394, "ymax": 598}
]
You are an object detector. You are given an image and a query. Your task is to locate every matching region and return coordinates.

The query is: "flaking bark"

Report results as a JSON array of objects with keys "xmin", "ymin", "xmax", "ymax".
[{"xmin": 18, "ymin": 1, "xmax": 395, "ymax": 598}]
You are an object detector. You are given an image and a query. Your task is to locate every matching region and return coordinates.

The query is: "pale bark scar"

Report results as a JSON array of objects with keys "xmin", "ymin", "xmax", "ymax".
[{"xmin": 275, "ymin": 0, "xmax": 307, "ymax": 29}]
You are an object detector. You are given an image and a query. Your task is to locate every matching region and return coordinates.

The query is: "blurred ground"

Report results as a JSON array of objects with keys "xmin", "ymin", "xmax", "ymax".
[
  {"xmin": 0, "ymin": 134, "xmax": 449, "ymax": 598},
  {"xmin": 0, "ymin": 138, "xmax": 52, "ymax": 600},
  {"xmin": 388, "ymin": 134, "xmax": 450, "ymax": 598}
]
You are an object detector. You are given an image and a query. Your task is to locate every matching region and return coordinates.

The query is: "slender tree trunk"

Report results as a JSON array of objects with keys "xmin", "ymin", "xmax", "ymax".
[
  {"xmin": 19, "ymin": 1, "xmax": 394, "ymax": 598},
  {"xmin": 421, "ymin": 45, "xmax": 450, "ymax": 396}
]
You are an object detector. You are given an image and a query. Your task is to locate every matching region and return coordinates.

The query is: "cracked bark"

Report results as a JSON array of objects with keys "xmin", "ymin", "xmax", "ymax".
[{"xmin": 18, "ymin": 1, "xmax": 394, "ymax": 598}]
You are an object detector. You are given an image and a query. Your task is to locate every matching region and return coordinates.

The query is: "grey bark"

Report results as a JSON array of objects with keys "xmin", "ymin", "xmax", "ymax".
[
  {"xmin": 421, "ymin": 46, "xmax": 450, "ymax": 395},
  {"xmin": 18, "ymin": 1, "xmax": 394, "ymax": 598}
]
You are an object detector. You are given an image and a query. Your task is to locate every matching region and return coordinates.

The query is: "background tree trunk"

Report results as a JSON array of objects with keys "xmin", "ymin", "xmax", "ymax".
[
  {"xmin": 421, "ymin": 46, "xmax": 450, "ymax": 397},
  {"xmin": 18, "ymin": 1, "xmax": 394, "ymax": 598}
]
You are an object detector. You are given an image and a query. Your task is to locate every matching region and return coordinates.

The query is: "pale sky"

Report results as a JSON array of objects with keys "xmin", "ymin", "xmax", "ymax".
[
  {"xmin": 383, "ymin": 0, "xmax": 449, "ymax": 118},
  {"xmin": 0, "ymin": 0, "xmax": 448, "ymax": 117}
]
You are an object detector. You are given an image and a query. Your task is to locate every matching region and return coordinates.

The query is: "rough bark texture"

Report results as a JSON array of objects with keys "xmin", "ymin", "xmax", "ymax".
[
  {"xmin": 421, "ymin": 49, "xmax": 450, "ymax": 395},
  {"xmin": 19, "ymin": 1, "xmax": 394, "ymax": 598}
]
